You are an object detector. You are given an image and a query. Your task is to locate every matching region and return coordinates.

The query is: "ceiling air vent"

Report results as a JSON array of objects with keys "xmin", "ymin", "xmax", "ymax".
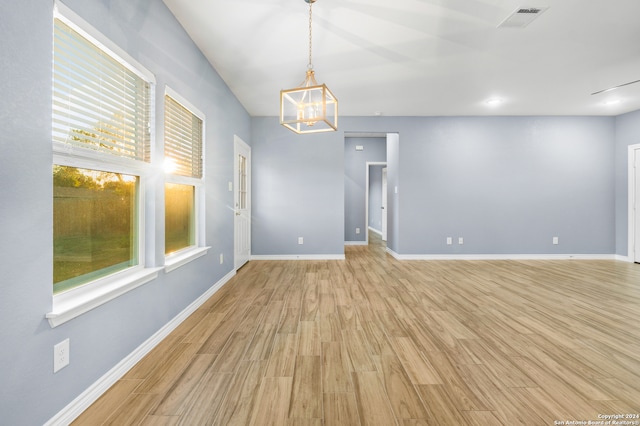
[{"xmin": 498, "ymin": 6, "xmax": 549, "ymax": 28}]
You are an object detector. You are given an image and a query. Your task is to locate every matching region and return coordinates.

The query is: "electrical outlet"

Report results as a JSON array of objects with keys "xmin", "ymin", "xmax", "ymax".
[
  {"xmin": 458, "ymin": 237, "xmax": 464, "ymax": 245},
  {"xmin": 446, "ymin": 237, "xmax": 452, "ymax": 245},
  {"xmin": 356, "ymin": 228, "xmax": 360, "ymax": 234},
  {"xmin": 298, "ymin": 237, "xmax": 304, "ymax": 245},
  {"xmin": 54, "ymin": 338, "xmax": 70, "ymax": 373},
  {"xmin": 219, "ymin": 253, "xmax": 224, "ymax": 264},
  {"xmin": 553, "ymin": 236, "xmax": 559, "ymax": 245}
]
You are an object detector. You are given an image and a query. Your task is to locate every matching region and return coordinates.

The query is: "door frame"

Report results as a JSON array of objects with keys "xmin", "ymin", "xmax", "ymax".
[
  {"xmin": 382, "ymin": 167, "xmax": 388, "ymax": 242},
  {"xmin": 628, "ymin": 144, "xmax": 640, "ymax": 262},
  {"xmin": 234, "ymin": 135, "xmax": 251, "ymax": 270},
  {"xmin": 365, "ymin": 161, "xmax": 387, "ymax": 245}
]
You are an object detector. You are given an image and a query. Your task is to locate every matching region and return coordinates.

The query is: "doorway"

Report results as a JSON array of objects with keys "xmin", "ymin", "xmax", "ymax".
[{"xmin": 365, "ymin": 162, "xmax": 387, "ymax": 245}]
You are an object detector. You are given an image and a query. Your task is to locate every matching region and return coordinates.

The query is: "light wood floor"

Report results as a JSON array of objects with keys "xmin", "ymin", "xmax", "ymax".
[{"xmin": 73, "ymin": 232, "xmax": 640, "ymax": 425}]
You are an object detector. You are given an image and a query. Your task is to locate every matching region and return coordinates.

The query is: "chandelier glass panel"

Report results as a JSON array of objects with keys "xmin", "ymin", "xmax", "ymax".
[{"xmin": 280, "ymin": 0, "xmax": 338, "ymax": 134}]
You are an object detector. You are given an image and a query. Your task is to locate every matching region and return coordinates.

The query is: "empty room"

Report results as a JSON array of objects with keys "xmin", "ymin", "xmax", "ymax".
[{"xmin": 2, "ymin": 0, "xmax": 640, "ymax": 425}]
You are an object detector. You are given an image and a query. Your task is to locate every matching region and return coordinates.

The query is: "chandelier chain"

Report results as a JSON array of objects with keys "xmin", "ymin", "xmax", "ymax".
[{"xmin": 308, "ymin": 0, "xmax": 313, "ymax": 69}]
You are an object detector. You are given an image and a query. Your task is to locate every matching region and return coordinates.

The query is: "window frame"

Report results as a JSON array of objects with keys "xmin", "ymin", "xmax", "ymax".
[
  {"xmin": 163, "ymin": 86, "xmax": 208, "ymax": 272},
  {"xmin": 47, "ymin": 2, "xmax": 161, "ymax": 328}
]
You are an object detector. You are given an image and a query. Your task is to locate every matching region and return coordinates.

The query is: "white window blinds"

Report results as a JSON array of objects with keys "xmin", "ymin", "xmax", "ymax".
[
  {"xmin": 164, "ymin": 95, "xmax": 203, "ymax": 179},
  {"xmin": 53, "ymin": 18, "xmax": 151, "ymax": 162}
]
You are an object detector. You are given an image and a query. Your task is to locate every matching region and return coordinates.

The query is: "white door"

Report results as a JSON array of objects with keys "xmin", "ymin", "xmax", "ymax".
[
  {"xmin": 234, "ymin": 136, "xmax": 251, "ymax": 270},
  {"xmin": 381, "ymin": 167, "xmax": 388, "ymax": 242}
]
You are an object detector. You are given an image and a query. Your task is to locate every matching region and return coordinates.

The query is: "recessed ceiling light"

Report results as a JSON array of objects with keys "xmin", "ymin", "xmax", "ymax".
[
  {"xmin": 373, "ymin": 112, "xmax": 383, "ymax": 116},
  {"xmin": 485, "ymin": 98, "xmax": 503, "ymax": 106}
]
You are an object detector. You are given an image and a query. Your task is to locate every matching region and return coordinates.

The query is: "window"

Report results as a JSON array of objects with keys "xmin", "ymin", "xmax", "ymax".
[
  {"xmin": 48, "ymin": 3, "xmax": 159, "ymax": 327},
  {"xmin": 52, "ymin": 19, "xmax": 151, "ymax": 162},
  {"xmin": 163, "ymin": 89, "xmax": 207, "ymax": 268},
  {"xmin": 164, "ymin": 94, "xmax": 203, "ymax": 180},
  {"xmin": 53, "ymin": 166, "xmax": 139, "ymax": 294},
  {"xmin": 238, "ymin": 154, "xmax": 248, "ymax": 210},
  {"xmin": 165, "ymin": 182, "xmax": 195, "ymax": 254}
]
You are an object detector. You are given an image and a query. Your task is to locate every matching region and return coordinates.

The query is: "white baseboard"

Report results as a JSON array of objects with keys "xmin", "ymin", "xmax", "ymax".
[
  {"xmin": 368, "ymin": 227, "xmax": 382, "ymax": 236},
  {"xmin": 251, "ymin": 254, "xmax": 345, "ymax": 260},
  {"xmin": 345, "ymin": 241, "xmax": 368, "ymax": 246},
  {"xmin": 615, "ymin": 254, "xmax": 633, "ymax": 262},
  {"xmin": 386, "ymin": 247, "xmax": 401, "ymax": 259},
  {"xmin": 386, "ymin": 248, "xmax": 618, "ymax": 261},
  {"xmin": 45, "ymin": 269, "xmax": 236, "ymax": 426}
]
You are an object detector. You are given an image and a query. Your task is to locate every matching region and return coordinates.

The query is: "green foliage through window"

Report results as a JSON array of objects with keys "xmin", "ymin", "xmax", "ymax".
[{"xmin": 53, "ymin": 165, "xmax": 138, "ymax": 294}]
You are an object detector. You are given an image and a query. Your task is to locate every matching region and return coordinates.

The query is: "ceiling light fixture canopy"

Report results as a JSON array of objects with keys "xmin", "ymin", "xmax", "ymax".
[{"xmin": 280, "ymin": 0, "xmax": 338, "ymax": 134}]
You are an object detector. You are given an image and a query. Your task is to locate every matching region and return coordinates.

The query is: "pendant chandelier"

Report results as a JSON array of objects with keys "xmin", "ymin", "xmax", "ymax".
[{"xmin": 280, "ymin": 0, "xmax": 338, "ymax": 134}]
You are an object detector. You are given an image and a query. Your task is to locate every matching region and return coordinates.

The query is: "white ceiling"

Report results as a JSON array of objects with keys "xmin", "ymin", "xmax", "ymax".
[{"xmin": 163, "ymin": 0, "xmax": 640, "ymax": 117}]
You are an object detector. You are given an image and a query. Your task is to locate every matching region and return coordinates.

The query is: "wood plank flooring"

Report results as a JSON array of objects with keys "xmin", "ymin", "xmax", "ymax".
[{"xmin": 73, "ymin": 232, "xmax": 640, "ymax": 425}]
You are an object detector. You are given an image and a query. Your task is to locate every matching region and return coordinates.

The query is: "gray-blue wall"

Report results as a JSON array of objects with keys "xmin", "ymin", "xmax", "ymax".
[
  {"xmin": 251, "ymin": 118, "xmax": 345, "ymax": 256},
  {"xmin": 369, "ymin": 165, "xmax": 385, "ymax": 232},
  {"xmin": 393, "ymin": 116, "xmax": 615, "ymax": 255},
  {"xmin": 254, "ymin": 116, "xmax": 616, "ymax": 256},
  {"xmin": 344, "ymin": 137, "xmax": 387, "ymax": 242},
  {"xmin": 0, "ymin": 1, "xmax": 250, "ymax": 424},
  {"xmin": 614, "ymin": 109, "xmax": 640, "ymax": 256}
]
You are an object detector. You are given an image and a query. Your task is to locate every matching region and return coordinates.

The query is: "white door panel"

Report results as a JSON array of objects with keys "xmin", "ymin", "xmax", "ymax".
[{"xmin": 234, "ymin": 136, "xmax": 251, "ymax": 270}]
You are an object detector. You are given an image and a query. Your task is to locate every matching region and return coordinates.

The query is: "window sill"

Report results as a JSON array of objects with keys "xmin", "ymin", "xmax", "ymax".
[
  {"xmin": 164, "ymin": 246, "xmax": 210, "ymax": 273},
  {"xmin": 46, "ymin": 267, "xmax": 162, "ymax": 328}
]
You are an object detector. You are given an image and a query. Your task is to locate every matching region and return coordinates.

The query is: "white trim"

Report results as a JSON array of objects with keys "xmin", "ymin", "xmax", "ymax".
[
  {"xmin": 385, "ymin": 248, "xmax": 618, "ymax": 261},
  {"xmin": 251, "ymin": 254, "xmax": 346, "ymax": 261},
  {"xmin": 368, "ymin": 226, "xmax": 382, "ymax": 236},
  {"xmin": 164, "ymin": 246, "xmax": 210, "ymax": 273},
  {"xmin": 53, "ymin": 143, "xmax": 153, "ymax": 177},
  {"xmin": 365, "ymin": 161, "xmax": 387, "ymax": 245},
  {"xmin": 45, "ymin": 269, "xmax": 236, "ymax": 426},
  {"xmin": 47, "ymin": 267, "xmax": 162, "ymax": 328},
  {"xmin": 386, "ymin": 247, "xmax": 401, "ymax": 259},
  {"xmin": 164, "ymin": 174, "xmax": 204, "ymax": 186},
  {"xmin": 345, "ymin": 241, "xmax": 368, "ymax": 246},
  {"xmin": 615, "ymin": 255, "xmax": 632, "ymax": 262},
  {"xmin": 628, "ymin": 144, "xmax": 640, "ymax": 263}
]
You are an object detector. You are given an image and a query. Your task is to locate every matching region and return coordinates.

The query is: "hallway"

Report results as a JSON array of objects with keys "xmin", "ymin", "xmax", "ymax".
[{"xmin": 73, "ymin": 232, "xmax": 640, "ymax": 425}]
